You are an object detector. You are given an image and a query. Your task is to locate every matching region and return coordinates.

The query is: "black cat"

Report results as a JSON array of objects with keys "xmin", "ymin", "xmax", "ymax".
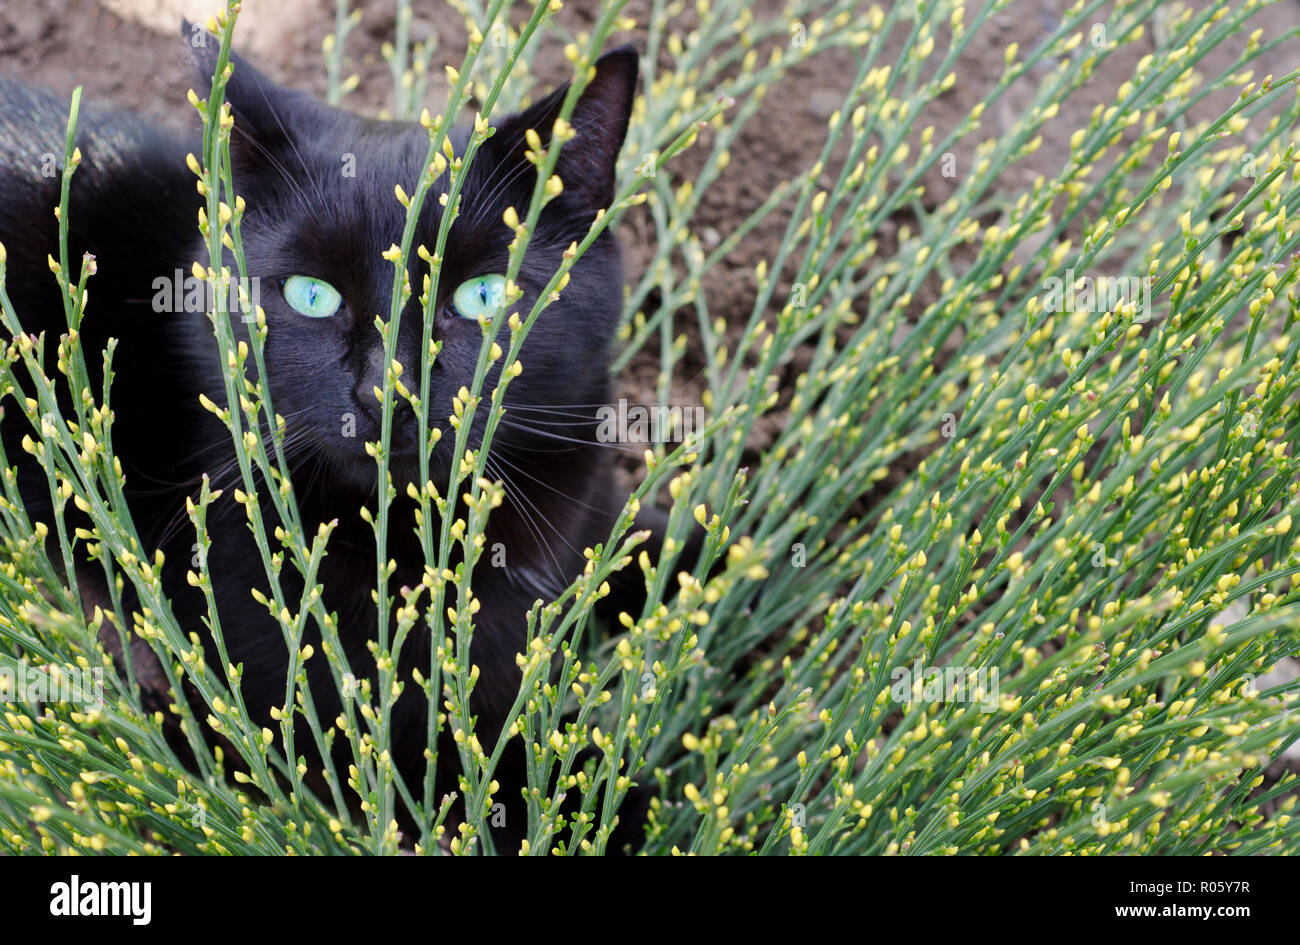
[{"xmin": 0, "ymin": 27, "xmax": 674, "ymax": 852}]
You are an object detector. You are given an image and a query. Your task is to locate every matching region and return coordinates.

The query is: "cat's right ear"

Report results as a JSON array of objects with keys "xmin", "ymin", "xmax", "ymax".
[
  {"xmin": 181, "ymin": 19, "xmax": 318, "ymax": 174},
  {"xmin": 486, "ymin": 46, "xmax": 639, "ymax": 214}
]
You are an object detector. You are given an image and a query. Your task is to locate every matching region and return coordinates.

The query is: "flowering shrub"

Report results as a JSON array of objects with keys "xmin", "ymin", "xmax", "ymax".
[{"xmin": 0, "ymin": 0, "xmax": 1297, "ymax": 855}]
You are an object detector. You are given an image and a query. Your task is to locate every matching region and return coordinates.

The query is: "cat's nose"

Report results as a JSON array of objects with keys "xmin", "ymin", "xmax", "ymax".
[{"xmin": 353, "ymin": 344, "xmax": 387, "ymax": 422}]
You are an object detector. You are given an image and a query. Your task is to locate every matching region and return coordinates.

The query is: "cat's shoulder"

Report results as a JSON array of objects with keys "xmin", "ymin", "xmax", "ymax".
[{"xmin": 0, "ymin": 76, "xmax": 190, "ymax": 184}]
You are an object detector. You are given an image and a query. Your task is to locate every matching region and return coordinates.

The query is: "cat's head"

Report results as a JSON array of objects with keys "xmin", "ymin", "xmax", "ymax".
[{"xmin": 184, "ymin": 26, "xmax": 636, "ymax": 494}]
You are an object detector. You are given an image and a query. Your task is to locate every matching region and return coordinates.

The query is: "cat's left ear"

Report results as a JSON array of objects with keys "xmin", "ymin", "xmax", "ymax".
[
  {"xmin": 181, "ymin": 20, "xmax": 324, "ymax": 174},
  {"xmin": 488, "ymin": 45, "xmax": 638, "ymax": 212}
]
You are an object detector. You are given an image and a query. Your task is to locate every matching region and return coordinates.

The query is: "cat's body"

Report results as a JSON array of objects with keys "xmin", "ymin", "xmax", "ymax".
[{"xmin": 0, "ymin": 32, "xmax": 657, "ymax": 851}]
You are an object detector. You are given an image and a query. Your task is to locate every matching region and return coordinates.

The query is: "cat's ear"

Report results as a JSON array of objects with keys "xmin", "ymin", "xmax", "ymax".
[
  {"xmin": 488, "ymin": 45, "xmax": 638, "ymax": 212},
  {"xmin": 181, "ymin": 19, "xmax": 320, "ymax": 173}
]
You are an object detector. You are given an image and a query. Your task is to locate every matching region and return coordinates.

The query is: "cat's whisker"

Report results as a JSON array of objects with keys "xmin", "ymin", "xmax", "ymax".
[
  {"xmin": 502, "ymin": 401, "xmax": 627, "ymax": 410},
  {"xmin": 459, "ymin": 129, "xmax": 552, "ymax": 231},
  {"xmin": 291, "ymin": 440, "xmax": 331, "ymax": 508},
  {"xmin": 158, "ymin": 420, "xmax": 319, "ymax": 547},
  {"xmin": 116, "ymin": 406, "xmax": 314, "ymax": 494},
  {"xmin": 495, "ymin": 416, "xmax": 643, "ymax": 452},
  {"xmin": 484, "ymin": 456, "xmax": 572, "ymax": 595},
  {"xmin": 489, "ymin": 438, "xmax": 582, "ymax": 455},
  {"xmin": 487, "ymin": 457, "xmax": 573, "ymax": 589},
  {"xmin": 247, "ymin": 74, "xmax": 332, "ymax": 214},
  {"xmin": 228, "ymin": 123, "xmax": 316, "ymax": 220},
  {"xmin": 464, "ymin": 158, "xmax": 538, "ymax": 232},
  {"xmin": 490, "ymin": 448, "xmax": 607, "ymax": 515},
  {"xmin": 497, "ymin": 411, "xmax": 594, "ymax": 428},
  {"xmin": 140, "ymin": 410, "xmax": 316, "ymax": 551},
  {"xmin": 202, "ymin": 418, "xmax": 312, "ymax": 488}
]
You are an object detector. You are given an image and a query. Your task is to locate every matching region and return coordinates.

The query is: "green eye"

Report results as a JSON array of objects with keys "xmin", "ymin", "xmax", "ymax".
[
  {"xmin": 283, "ymin": 275, "xmax": 342, "ymax": 318},
  {"xmin": 451, "ymin": 274, "xmax": 507, "ymax": 321}
]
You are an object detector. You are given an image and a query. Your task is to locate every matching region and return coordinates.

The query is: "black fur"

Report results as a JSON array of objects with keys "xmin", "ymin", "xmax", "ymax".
[{"xmin": 0, "ymin": 31, "xmax": 659, "ymax": 852}]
